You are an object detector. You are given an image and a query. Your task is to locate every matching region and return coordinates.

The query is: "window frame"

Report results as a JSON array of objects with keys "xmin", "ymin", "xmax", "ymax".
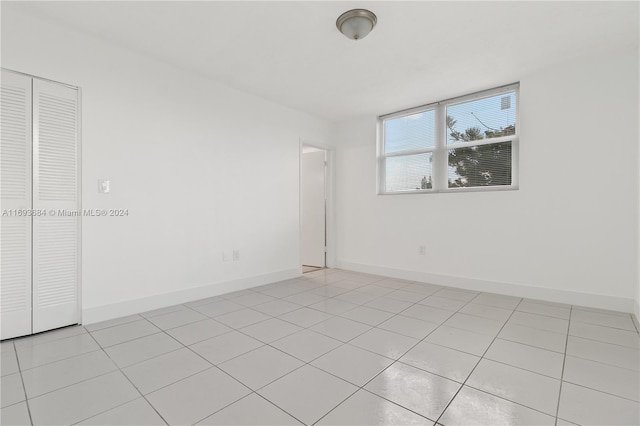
[{"xmin": 377, "ymin": 83, "xmax": 519, "ymax": 195}]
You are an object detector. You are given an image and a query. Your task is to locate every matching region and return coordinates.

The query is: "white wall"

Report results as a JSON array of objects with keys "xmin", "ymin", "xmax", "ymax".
[
  {"xmin": 2, "ymin": 9, "xmax": 332, "ymax": 323},
  {"xmin": 336, "ymin": 48, "xmax": 639, "ymax": 313}
]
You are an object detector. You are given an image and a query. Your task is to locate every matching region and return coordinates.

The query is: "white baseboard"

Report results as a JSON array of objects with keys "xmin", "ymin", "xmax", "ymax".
[
  {"xmin": 82, "ymin": 268, "xmax": 301, "ymax": 325},
  {"xmin": 338, "ymin": 260, "xmax": 636, "ymax": 314}
]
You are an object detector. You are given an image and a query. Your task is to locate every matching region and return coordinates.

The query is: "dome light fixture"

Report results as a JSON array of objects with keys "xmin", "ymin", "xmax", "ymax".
[{"xmin": 336, "ymin": 9, "xmax": 377, "ymax": 41}]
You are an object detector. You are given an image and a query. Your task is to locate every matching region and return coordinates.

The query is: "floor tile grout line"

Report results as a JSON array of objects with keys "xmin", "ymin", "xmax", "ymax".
[
  {"xmin": 205, "ymin": 363, "xmax": 311, "ymax": 424},
  {"xmin": 16, "ymin": 346, "xmax": 103, "ymax": 373},
  {"xmin": 88, "ymin": 331, "xmax": 157, "ymax": 351},
  {"xmin": 567, "ymin": 369, "xmax": 640, "ymax": 403},
  {"xmin": 84, "ymin": 315, "xmax": 143, "ymax": 333},
  {"xmin": 16, "ymin": 332, "xmax": 109, "ymax": 393},
  {"xmin": 560, "ymin": 351, "xmax": 640, "ymax": 373},
  {"xmin": 228, "ymin": 290, "xmax": 374, "ymax": 345},
  {"xmin": 493, "ymin": 334, "xmax": 565, "ymax": 355},
  {"xmin": 223, "ymin": 326, "xmax": 342, "ymax": 375},
  {"xmin": 554, "ymin": 306, "xmax": 572, "ymax": 425},
  {"xmin": 145, "ymin": 313, "xmax": 211, "ymax": 331},
  {"xmin": 81, "ymin": 328, "xmax": 172, "ymax": 425},
  {"xmin": 313, "ymin": 388, "xmax": 435, "ymax": 425},
  {"xmin": 530, "ymin": 305, "xmax": 636, "ymax": 325},
  {"xmin": 189, "ymin": 389, "xmax": 306, "ymax": 426},
  {"xmin": 310, "ymin": 294, "xmax": 472, "ymax": 425},
  {"xmin": 250, "ymin": 321, "xmax": 323, "ymax": 342},
  {"xmin": 631, "ymin": 313, "xmax": 640, "ymax": 334},
  {"xmin": 567, "ymin": 319, "xmax": 640, "ymax": 338},
  {"xmin": 126, "ymin": 317, "xmax": 233, "ymax": 347},
  {"xmin": 567, "ymin": 320, "xmax": 638, "ymax": 333},
  {"xmin": 156, "ymin": 307, "xmax": 235, "ymax": 333},
  {"xmin": 192, "ymin": 304, "xmax": 256, "ymax": 320},
  {"xmin": 0, "ymin": 339, "xmax": 16, "ymax": 352},
  {"xmin": 308, "ymin": 297, "xmax": 428, "ymax": 343},
  {"xmin": 571, "ymin": 307, "xmax": 633, "ymax": 318},
  {"xmin": 503, "ymin": 308, "xmax": 570, "ymax": 321},
  {"xmin": 12, "ymin": 340, "xmax": 34, "ymax": 426},
  {"xmin": 7, "ymin": 325, "xmax": 88, "ymax": 349},
  {"xmin": 500, "ymin": 319, "xmax": 570, "ymax": 337},
  {"xmin": 556, "ymin": 379, "xmax": 640, "ymax": 404},
  {"xmin": 21, "ymin": 369, "xmax": 122, "ymax": 409},
  {"xmin": 460, "ymin": 382, "xmax": 565, "ymax": 420},
  {"xmin": 319, "ymin": 296, "xmax": 468, "ymax": 424},
  {"xmin": 139, "ymin": 305, "xmax": 193, "ymax": 319},
  {"xmin": 517, "ymin": 298, "xmax": 573, "ymax": 308},
  {"xmin": 1, "ymin": 399, "xmax": 31, "ymax": 412},
  {"xmin": 186, "ymin": 334, "xmax": 263, "ymax": 365},
  {"xmin": 15, "ymin": 345, "xmax": 112, "ymax": 379},
  {"xmin": 143, "ymin": 317, "xmax": 325, "ymax": 423},
  {"xmin": 310, "ymin": 387, "xmax": 386, "ymax": 426},
  {"xmin": 155, "ymin": 324, "xmax": 221, "ymax": 369},
  {"xmin": 301, "ymin": 278, "xmax": 446, "ymax": 408},
  {"xmin": 181, "ymin": 368, "xmax": 254, "ymax": 425},
  {"xmin": 109, "ymin": 343, "xmax": 187, "ymax": 370},
  {"xmin": 562, "ymin": 332, "xmax": 640, "ymax": 350},
  {"xmin": 314, "ymin": 283, "xmax": 489, "ymax": 361},
  {"xmin": 194, "ymin": 329, "xmax": 360, "ymax": 425},
  {"xmin": 375, "ymin": 290, "xmax": 495, "ymax": 422},
  {"xmin": 9, "ymin": 324, "xmax": 89, "ymax": 354},
  {"xmin": 251, "ymin": 392, "xmax": 307, "ymax": 425},
  {"xmin": 187, "ymin": 302, "xmax": 358, "ymax": 367},
  {"xmin": 336, "ymin": 310, "xmax": 396, "ymax": 327},
  {"xmin": 433, "ymin": 296, "xmax": 527, "ymax": 425},
  {"xmin": 324, "ymin": 347, "xmax": 454, "ymax": 390},
  {"xmin": 434, "ymin": 352, "xmax": 562, "ymax": 382},
  {"xmin": 67, "ymin": 396, "xmax": 164, "ymax": 426}
]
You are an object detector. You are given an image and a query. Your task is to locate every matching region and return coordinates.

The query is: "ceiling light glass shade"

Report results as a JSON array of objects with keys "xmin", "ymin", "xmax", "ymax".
[{"xmin": 336, "ymin": 9, "xmax": 377, "ymax": 40}]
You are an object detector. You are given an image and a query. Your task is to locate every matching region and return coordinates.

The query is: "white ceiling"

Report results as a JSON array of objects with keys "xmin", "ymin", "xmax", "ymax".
[{"xmin": 6, "ymin": 1, "xmax": 639, "ymax": 122}]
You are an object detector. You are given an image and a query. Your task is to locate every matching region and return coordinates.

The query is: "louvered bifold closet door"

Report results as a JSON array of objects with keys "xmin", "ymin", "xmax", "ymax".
[
  {"xmin": 0, "ymin": 71, "xmax": 33, "ymax": 339},
  {"xmin": 32, "ymin": 79, "xmax": 79, "ymax": 333}
]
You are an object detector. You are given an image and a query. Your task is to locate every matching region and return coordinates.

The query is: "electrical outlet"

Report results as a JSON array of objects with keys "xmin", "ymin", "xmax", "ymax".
[
  {"xmin": 233, "ymin": 250, "xmax": 240, "ymax": 261},
  {"xmin": 98, "ymin": 179, "xmax": 110, "ymax": 194},
  {"xmin": 418, "ymin": 245, "xmax": 426, "ymax": 256}
]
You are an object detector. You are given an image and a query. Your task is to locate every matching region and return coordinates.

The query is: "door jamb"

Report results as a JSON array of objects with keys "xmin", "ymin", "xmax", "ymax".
[{"xmin": 299, "ymin": 139, "xmax": 335, "ymax": 272}]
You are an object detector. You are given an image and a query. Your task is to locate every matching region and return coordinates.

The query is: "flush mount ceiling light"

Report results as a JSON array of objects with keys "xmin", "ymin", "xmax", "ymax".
[{"xmin": 336, "ymin": 9, "xmax": 377, "ymax": 41}]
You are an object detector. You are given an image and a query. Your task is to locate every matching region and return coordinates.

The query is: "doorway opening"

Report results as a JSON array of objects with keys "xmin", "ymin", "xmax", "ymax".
[{"xmin": 301, "ymin": 145, "xmax": 327, "ymax": 273}]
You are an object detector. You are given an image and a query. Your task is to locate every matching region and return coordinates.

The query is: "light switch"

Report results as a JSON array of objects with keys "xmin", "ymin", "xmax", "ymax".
[{"xmin": 98, "ymin": 179, "xmax": 110, "ymax": 194}]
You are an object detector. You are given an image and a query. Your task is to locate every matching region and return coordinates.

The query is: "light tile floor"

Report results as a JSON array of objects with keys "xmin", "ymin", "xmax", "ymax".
[{"xmin": 1, "ymin": 269, "xmax": 639, "ymax": 425}]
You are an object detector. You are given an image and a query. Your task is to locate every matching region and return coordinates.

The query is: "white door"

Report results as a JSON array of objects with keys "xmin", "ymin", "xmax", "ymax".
[
  {"xmin": 32, "ymin": 78, "xmax": 80, "ymax": 333},
  {"xmin": 0, "ymin": 71, "xmax": 33, "ymax": 339},
  {"xmin": 301, "ymin": 149, "xmax": 325, "ymax": 267}
]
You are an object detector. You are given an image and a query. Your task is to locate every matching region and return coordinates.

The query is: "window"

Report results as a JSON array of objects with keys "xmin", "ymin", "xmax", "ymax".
[{"xmin": 378, "ymin": 84, "xmax": 518, "ymax": 194}]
